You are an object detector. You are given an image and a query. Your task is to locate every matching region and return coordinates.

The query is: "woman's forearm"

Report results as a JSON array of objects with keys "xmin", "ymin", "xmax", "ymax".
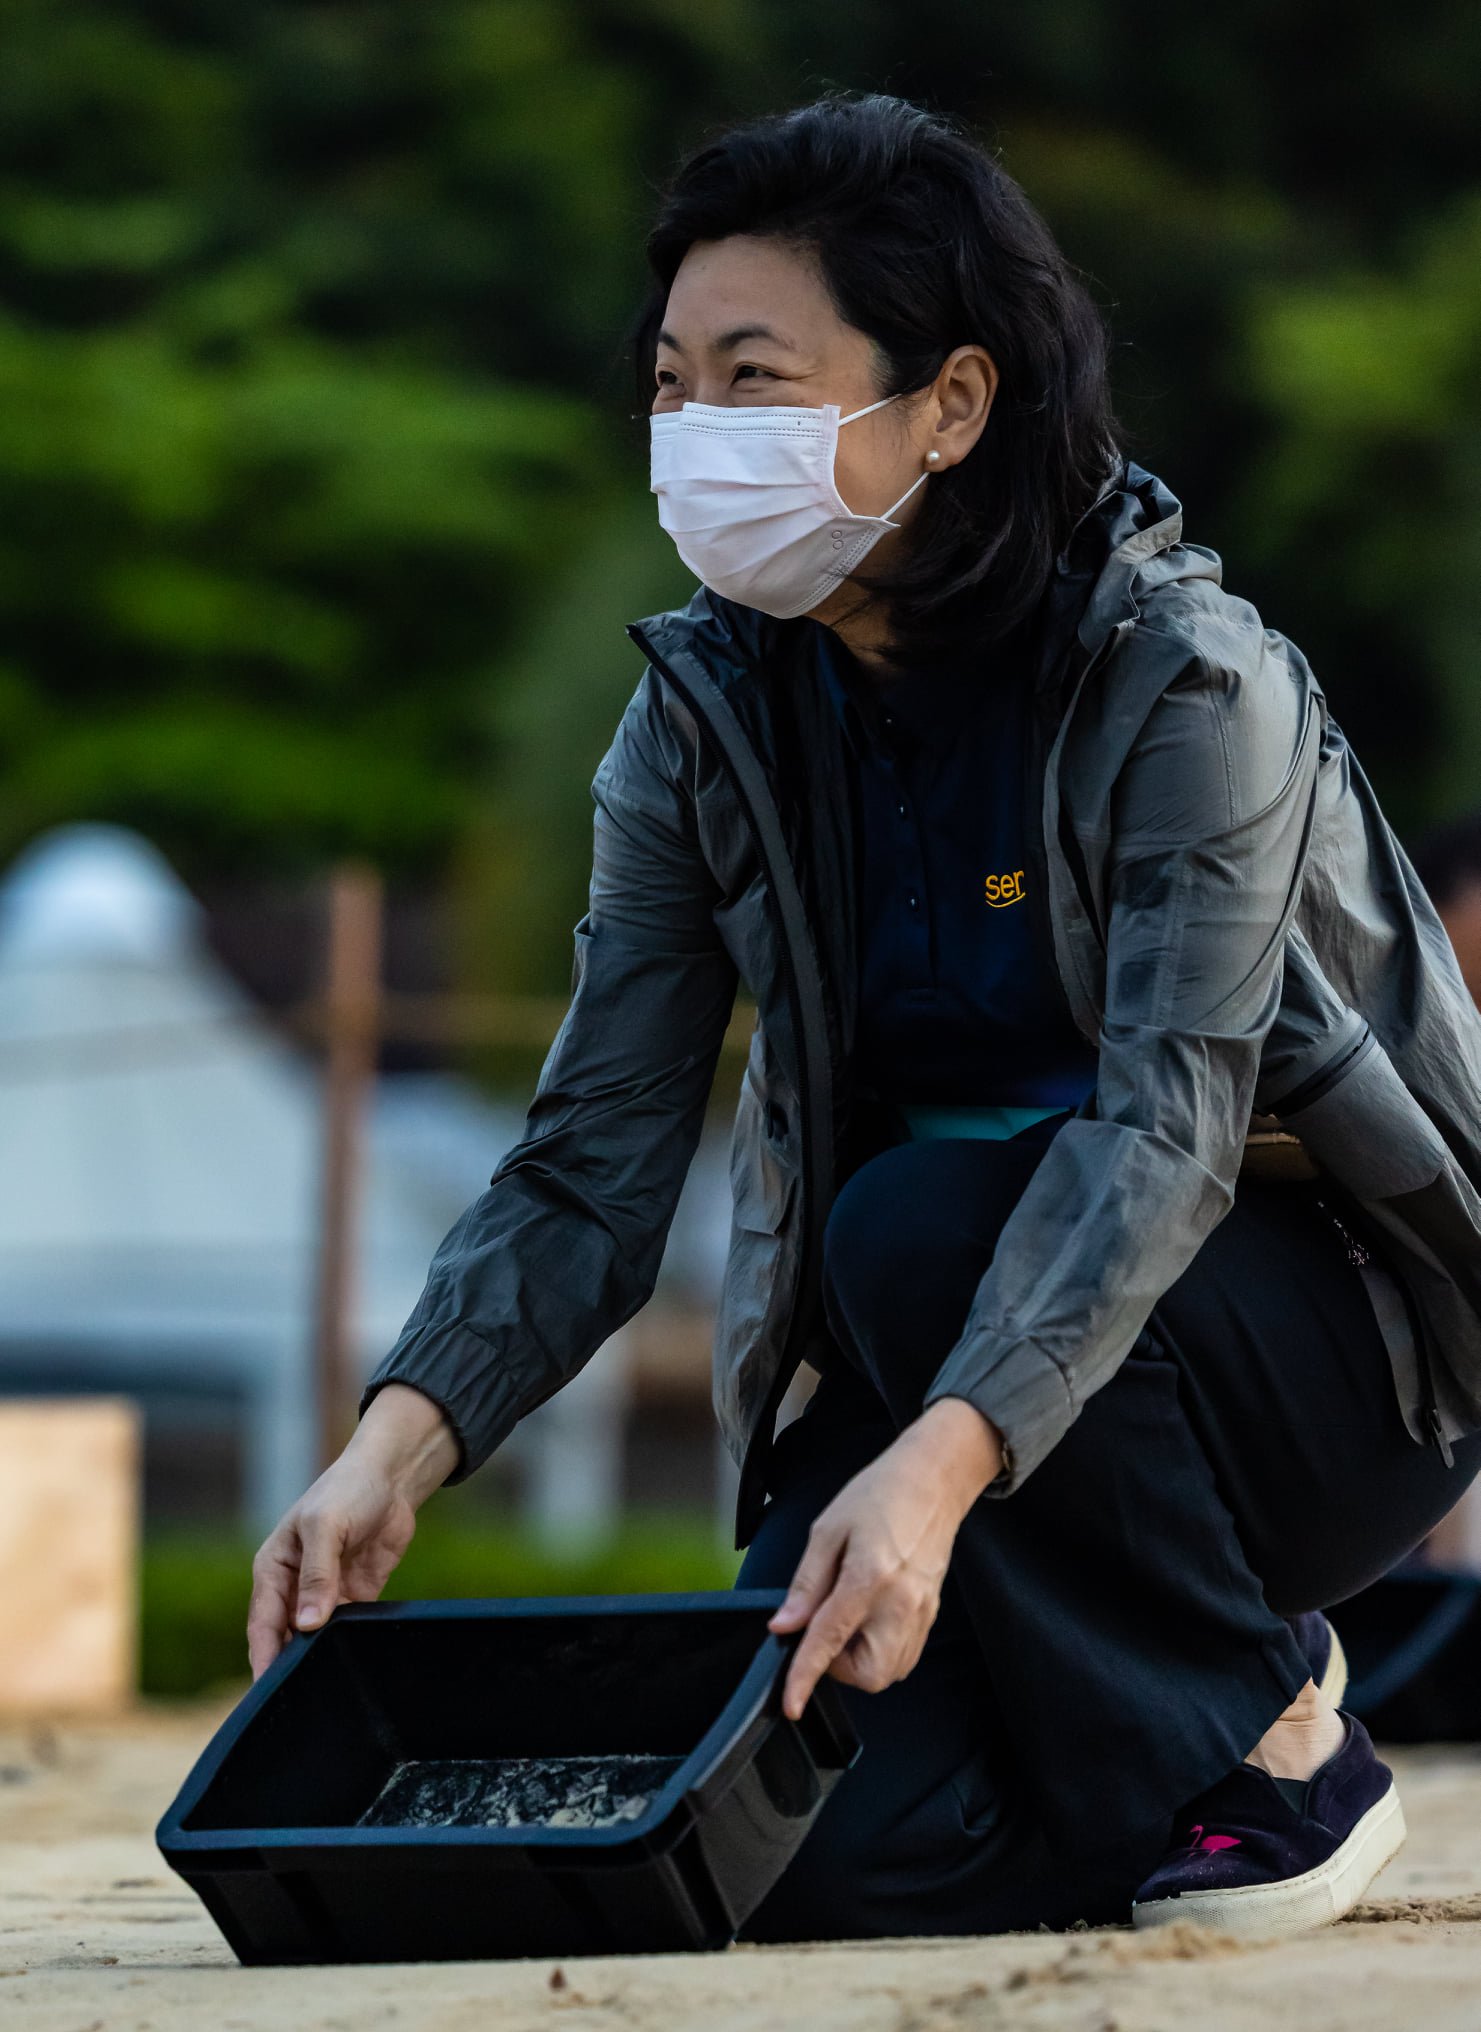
[
  {"xmin": 898, "ymin": 1395, "xmax": 1005, "ymax": 1521},
  {"xmin": 349, "ymin": 1383, "xmax": 462, "ymax": 1505}
]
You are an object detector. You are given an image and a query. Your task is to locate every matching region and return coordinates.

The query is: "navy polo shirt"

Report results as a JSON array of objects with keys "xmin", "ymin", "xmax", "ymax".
[{"xmin": 812, "ymin": 624, "xmax": 1099, "ymax": 1122}]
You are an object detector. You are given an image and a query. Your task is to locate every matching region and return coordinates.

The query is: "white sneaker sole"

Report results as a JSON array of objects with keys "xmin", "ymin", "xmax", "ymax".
[{"xmin": 1132, "ymin": 1781, "xmax": 1406, "ymax": 1940}]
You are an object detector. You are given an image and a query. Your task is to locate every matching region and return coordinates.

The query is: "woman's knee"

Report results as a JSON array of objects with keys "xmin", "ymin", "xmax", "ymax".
[
  {"xmin": 823, "ymin": 1143, "xmax": 929, "ymax": 1306},
  {"xmin": 821, "ymin": 1145, "xmax": 955, "ymax": 1389},
  {"xmin": 821, "ymin": 1139, "xmax": 1037, "ymax": 1392}
]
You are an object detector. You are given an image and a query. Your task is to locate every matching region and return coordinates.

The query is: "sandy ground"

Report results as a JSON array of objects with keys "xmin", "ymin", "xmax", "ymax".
[{"xmin": 4, "ymin": 1699, "xmax": 1481, "ymax": 2031}]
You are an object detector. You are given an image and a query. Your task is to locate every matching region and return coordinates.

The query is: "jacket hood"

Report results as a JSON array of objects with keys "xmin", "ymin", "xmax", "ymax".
[
  {"xmin": 628, "ymin": 453, "xmax": 1217, "ymax": 699},
  {"xmin": 1056, "ymin": 456, "xmax": 1210, "ymax": 664}
]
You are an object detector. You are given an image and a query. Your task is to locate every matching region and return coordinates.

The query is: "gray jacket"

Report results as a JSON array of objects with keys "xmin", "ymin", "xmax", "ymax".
[{"xmin": 361, "ymin": 457, "xmax": 1481, "ymax": 1548}]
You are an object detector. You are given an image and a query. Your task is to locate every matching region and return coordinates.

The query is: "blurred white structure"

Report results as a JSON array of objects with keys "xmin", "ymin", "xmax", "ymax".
[
  {"xmin": 366, "ymin": 1069, "xmax": 641, "ymax": 1551},
  {"xmin": 367, "ymin": 1065, "xmax": 736, "ymax": 1549},
  {"xmin": 0, "ymin": 825, "xmax": 436, "ymax": 1529},
  {"xmin": 0, "ymin": 824, "xmax": 732, "ymax": 1540}
]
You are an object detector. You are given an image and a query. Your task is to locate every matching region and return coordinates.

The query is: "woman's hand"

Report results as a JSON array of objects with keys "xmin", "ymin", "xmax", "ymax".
[
  {"xmin": 246, "ymin": 1384, "xmax": 461, "ymax": 1682},
  {"xmin": 767, "ymin": 1396, "xmax": 1003, "ymax": 1720}
]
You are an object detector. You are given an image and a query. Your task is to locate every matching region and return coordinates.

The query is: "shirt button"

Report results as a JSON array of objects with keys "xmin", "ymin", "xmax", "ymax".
[
  {"xmin": 897, "ymin": 800, "xmax": 907, "ymax": 818},
  {"xmin": 907, "ymin": 892, "xmax": 920, "ymax": 911}
]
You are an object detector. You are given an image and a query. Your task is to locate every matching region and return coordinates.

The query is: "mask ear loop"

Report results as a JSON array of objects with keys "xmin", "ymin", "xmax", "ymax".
[
  {"xmin": 837, "ymin": 393, "xmax": 900, "ymax": 424},
  {"xmin": 835, "ymin": 393, "xmax": 931, "ymax": 524},
  {"xmin": 876, "ymin": 468, "xmax": 931, "ymax": 526}
]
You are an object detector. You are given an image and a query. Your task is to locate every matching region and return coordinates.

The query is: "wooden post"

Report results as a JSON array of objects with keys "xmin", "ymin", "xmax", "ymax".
[
  {"xmin": 0, "ymin": 1399, "xmax": 141, "ymax": 1715},
  {"xmin": 312, "ymin": 862, "xmax": 384, "ymax": 1473}
]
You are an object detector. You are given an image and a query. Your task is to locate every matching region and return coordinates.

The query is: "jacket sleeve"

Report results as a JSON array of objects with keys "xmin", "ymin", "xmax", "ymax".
[
  {"xmin": 359, "ymin": 668, "xmax": 738, "ymax": 1481},
  {"xmin": 921, "ymin": 635, "xmax": 1323, "ymax": 1494}
]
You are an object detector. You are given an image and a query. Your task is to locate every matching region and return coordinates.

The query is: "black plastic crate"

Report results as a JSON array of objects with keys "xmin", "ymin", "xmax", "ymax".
[{"xmin": 156, "ymin": 1590, "xmax": 861, "ymax": 1964}]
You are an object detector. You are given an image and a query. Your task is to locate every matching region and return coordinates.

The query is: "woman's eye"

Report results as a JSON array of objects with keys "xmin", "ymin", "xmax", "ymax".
[{"xmin": 654, "ymin": 364, "xmax": 774, "ymax": 392}]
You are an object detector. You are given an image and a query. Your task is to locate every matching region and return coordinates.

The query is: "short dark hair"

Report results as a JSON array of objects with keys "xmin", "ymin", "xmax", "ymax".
[{"xmin": 628, "ymin": 90, "xmax": 1126, "ymax": 672}]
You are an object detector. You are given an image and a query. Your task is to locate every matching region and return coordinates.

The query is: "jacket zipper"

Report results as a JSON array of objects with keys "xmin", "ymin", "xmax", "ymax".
[
  {"xmin": 1031, "ymin": 620, "xmax": 1131, "ymax": 1040},
  {"xmin": 1019, "ymin": 673, "xmax": 1060, "ymax": 1004},
  {"xmin": 1316, "ymin": 1192, "xmax": 1454, "ymax": 1465},
  {"xmin": 624, "ymin": 621, "xmax": 836, "ymax": 1541}
]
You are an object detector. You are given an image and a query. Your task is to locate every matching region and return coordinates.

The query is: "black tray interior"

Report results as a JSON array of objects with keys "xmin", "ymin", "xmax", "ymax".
[{"xmin": 183, "ymin": 1603, "xmax": 775, "ymax": 1835}]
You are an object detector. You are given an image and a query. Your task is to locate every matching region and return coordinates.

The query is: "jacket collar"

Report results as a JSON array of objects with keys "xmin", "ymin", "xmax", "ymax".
[
  {"xmin": 627, "ymin": 453, "xmax": 1201, "ymax": 707},
  {"xmin": 1058, "ymin": 456, "xmax": 1192, "ymax": 666}
]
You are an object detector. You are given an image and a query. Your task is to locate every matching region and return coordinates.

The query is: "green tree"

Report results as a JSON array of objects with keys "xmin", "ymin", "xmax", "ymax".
[
  {"xmin": 5, "ymin": 0, "xmax": 1481, "ymax": 955},
  {"xmin": 1229, "ymin": 191, "xmax": 1481, "ymax": 830},
  {"xmin": 0, "ymin": 0, "xmax": 745, "ymax": 877}
]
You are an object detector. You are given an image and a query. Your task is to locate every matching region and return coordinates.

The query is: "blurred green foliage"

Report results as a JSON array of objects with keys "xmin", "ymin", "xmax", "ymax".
[
  {"xmin": 1232, "ymin": 191, "xmax": 1481, "ymax": 823},
  {"xmin": 0, "ymin": 0, "xmax": 732, "ymax": 877},
  {"xmin": 1, "ymin": 1, "xmax": 1479, "ymax": 941},
  {"xmin": 141, "ymin": 1510, "xmax": 743, "ymax": 1697}
]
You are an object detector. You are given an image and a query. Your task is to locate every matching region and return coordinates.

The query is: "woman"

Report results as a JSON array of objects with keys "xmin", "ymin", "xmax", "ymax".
[{"xmin": 247, "ymin": 93, "xmax": 1481, "ymax": 1942}]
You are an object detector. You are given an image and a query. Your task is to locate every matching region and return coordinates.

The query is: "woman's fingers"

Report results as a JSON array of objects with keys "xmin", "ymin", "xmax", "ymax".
[
  {"xmin": 768, "ymin": 1514, "xmax": 845, "ymax": 1634},
  {"xmin": 825, "ymin": 1624, "xmax": 898, "ymax": 1696},
  {"xmin": 292, "ymin": 1504, "xmax": 348, "ymax": 1633},
  {"xmin": 246, "ymin": 1508, "xmax": 347, "ymax": 1683},
  {"xmin": 824, "ymin": 1589, "xmax": 921, "ymax": 1694},
  {"xmin": 246, "ymin": 1532, "xmax": 297, "ymax": 1681},
  {"xmin": 778, "ymin": 1558, "xmax": 939, "ymax": 1717},
  {"xmin": 780, "ymin": 1571, "xmax": 871, "ymax": 1719},
  {"xmin": 769, "ymin": 1458, "xmax": 955, "ymax": 1720}
]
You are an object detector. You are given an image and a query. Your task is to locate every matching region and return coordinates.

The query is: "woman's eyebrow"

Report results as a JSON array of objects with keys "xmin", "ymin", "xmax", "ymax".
[{"xmin": 656, "ymin": 322, "xmax": 798, "ymax": 355}]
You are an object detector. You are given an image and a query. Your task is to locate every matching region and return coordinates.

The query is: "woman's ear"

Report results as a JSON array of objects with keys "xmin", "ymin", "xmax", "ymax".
[{"xmin": 930, "ymin": 346, "xmax": 998, "ymax": 468}]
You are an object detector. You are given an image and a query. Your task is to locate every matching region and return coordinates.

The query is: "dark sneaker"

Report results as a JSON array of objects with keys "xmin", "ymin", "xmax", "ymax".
[
  {"xmin": 1286, "ymin": 1609, "xmax": 1348, "ymax": 1706},
  {"xmin": 1131, "ymin": 1712, "xmax": 1405, "ymax": 1938}
]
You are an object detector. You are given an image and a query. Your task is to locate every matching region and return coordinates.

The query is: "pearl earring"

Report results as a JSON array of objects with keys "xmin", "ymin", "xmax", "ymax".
[{"xmin": 925, "ymin": 449, "xmax": 942, "ymax": 466}]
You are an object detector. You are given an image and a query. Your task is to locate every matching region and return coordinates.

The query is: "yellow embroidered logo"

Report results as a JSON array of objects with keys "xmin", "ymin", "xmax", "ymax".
[{"xmin": 984, "ymin": 870, "xmax": 1026, "ymax": 909}]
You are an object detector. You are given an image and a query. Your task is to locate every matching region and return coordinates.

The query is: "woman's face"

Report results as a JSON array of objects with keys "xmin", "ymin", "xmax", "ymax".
[{"xmin": 653, "ymin": 234, "xmax": 991, "ymax": 535}]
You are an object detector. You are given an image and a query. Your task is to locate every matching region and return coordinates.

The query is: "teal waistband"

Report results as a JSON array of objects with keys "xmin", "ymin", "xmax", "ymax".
[{"xmin": 899, "ymin": 1101, "xmax": 1070, "ymax": 1142}]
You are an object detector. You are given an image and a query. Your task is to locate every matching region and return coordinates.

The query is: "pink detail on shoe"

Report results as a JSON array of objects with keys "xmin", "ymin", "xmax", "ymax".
[{"xmin": 1186, "ymin": 1823, "xmax": 1243, "ymax": 1854}]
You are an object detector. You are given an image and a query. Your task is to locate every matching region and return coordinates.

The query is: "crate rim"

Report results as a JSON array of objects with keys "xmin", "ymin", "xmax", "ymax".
[{"xmin": 156, "ymin": 1587, "xmax": 808, "ymax": 1860}]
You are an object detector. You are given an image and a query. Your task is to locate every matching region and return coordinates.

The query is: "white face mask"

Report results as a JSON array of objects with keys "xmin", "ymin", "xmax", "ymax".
[{"xmin": 648, "ymin": 393, "xmax": 931, "ymax": 620}]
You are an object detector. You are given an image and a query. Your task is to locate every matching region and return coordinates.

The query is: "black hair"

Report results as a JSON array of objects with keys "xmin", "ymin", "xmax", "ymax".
[
  {"xmin": 1410, "ymin": 813, "xmax": 1481, "ymax": 909},
  {"xmin": 628, "ymin": 89, "xmax": 1126, "ymax": 672}
]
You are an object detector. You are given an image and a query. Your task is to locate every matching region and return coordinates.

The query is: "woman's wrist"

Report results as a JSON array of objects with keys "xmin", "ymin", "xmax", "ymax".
[
  {"xmin": 347, "ymin": 1382, "xmax": 461, "ymax": 1506},
  {"xmin": 902, "ymin": 1396, "xmax": 1004, "ymax": 1520}
]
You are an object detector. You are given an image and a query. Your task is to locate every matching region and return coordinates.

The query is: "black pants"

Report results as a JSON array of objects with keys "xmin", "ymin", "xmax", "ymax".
[{"xmin": 735, "ymin": 1126, "xmax": 1481, "ymax": 1942}]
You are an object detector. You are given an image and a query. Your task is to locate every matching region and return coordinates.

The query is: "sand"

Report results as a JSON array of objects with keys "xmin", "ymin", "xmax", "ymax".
[
  {"xmin": 358, "ymin": 1753, "xmax": 680, "ymax": 1829},
  {"xmin": 4, "ymin": 1697, "xmax": 1481, "ymax": 2030}
]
